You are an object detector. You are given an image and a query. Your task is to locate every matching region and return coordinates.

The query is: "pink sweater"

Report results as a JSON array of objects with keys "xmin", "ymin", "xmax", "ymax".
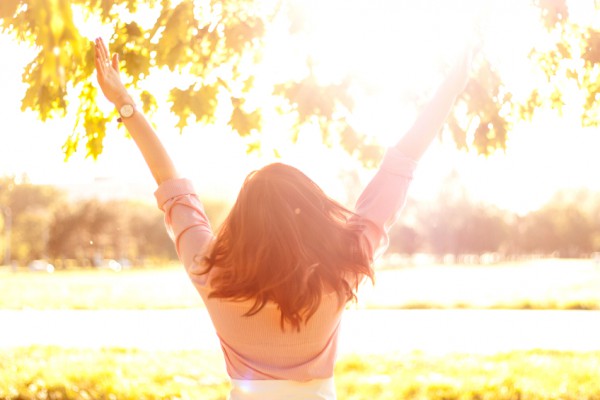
[{"xmin": 154, "ymin": 147, "xmax": 416, "ymax": 380}]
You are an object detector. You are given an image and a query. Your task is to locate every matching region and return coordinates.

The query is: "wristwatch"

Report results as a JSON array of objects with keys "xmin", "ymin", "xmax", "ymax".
[{"xmin": 117, "ymin": 103, "xmax": 135, "ymax": 122}]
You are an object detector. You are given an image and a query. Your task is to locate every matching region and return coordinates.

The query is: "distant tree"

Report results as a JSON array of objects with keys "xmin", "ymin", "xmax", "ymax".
[
  {"xmin": 389, "ymin": 224, "xmax": 421, "ymax": 256},
  {"xmin": 1, "ymin": 0, "xmax": 598, "ymax": 163},
  {"xmin": 391, "ymin": 199, "xmax": 510, "ymax": 259},
  {"xmin": 388, "ymin": 171, "xmax": 511, "ymax": 259},
  {"xmin": 46, "ymin": 198, "xmax": 176, "ymax": 265},
  {"xmin": 11, "ymin": 211, "xmax": 51, "ymax": 262},
  {"xmin": 517, "ymin": 190, "xmax": 596, "ymax": 257},
  {"xmin": 201, "ymin": 198, "xmax": 231, "ymax": 230},
  {"xmin": 47, "ymin": 202, "xmax": 89, "ymax": 263},
  {"xmin": 127, "ymin": 200, "xmax": 176, "ymax": 262},
  {"xmin": 421, "ymin": 171, "xmax": 470, "ymax": 256},
  {"xmin": 0, "ymin": 176, "xmax": 64, "ymax": 264}
]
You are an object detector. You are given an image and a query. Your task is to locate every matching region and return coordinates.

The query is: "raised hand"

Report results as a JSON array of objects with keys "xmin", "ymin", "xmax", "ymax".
[
  {"xmin": 94, "ymin": 37, "xmax": 130, "ymax": 105},
  {"xmin": 393, "ymin": 44, "xmax": 476, "ymax": 161},
  {"xmin": 446, "ymin": 45, "xmax": 477, "ymax": 95}
]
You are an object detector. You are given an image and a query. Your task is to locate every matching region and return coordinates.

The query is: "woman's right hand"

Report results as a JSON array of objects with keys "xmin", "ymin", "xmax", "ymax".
[
  {"xmin": 94, "ymin": 37, "xmax": 131, "ymax": 105},
  {"xmin": 446, "ymin": 45, "xmax": 476, "ymax": 95}
]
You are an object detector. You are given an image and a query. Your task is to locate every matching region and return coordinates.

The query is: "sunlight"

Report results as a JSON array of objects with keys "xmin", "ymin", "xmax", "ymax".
[
  {"xmin": 276, "ymin": 0, "xmax": 589, "ymax": 213},
  {"xmin": 3, "ymin": 0, "xmax": 599, "ymax": 213},
  {"xmin": 289, "ymin": 0, "xmax": 544, "ymax": 147}
]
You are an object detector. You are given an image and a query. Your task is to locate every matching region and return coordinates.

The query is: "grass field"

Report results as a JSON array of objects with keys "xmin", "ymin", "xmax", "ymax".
[
  {"xmin": 1, "ymin": 346, "xmax": 599, "ymax": 400},
  {"xmin": 0, "ymin": 265, "xmax": 203, "ymax": 310},
  {"xmin": 1, "ymin": 258, "xmax": 600, "ymax": 310},
  {"xmin": 361, "ymin": 258, "xmax": 600, "ymax": 310},
  {"xmin": 2, "ymin": 259, "xmax": 600, "ymax": 399}
]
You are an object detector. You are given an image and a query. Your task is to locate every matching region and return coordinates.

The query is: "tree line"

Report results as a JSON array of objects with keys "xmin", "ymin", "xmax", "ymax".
[
  {"xmin": 389, "ymin": 176, "xmax": 600, "ymax": 262},
  {"xmin": 1, "ymin": 175, "xmax": 598, "ymax": 268},
  {"xmin": 0, "ymin": 176, "xmax": 228, "ymax": 268}
]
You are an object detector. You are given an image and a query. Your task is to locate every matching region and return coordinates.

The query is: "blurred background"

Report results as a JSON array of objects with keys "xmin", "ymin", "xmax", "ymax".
[{"xmin": 1, "ymin": 0, "xmax": 600, "ymax": 399}]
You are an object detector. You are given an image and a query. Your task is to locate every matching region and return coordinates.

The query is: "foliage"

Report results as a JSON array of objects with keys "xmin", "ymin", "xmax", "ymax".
[
  {"xmin": 1, "ymin": 346, "xmax": 600, "ymax": 399},
  {"xmin": 1, "ymin": 1, "xmax": 598, "ymax": 163},
  {"xmin": 0, "ymin": 0, "xmax": 367, "ymax": 161},
  {"xmin": 45, "ymin": 198, "xmax": 178, "ymax": 264},
  {"xmin": 447, "ymin": 0, "xmax": 600, "ymax": 155},
  {"xmin": 527, "ymin": 0, "xmax": 600, "ymax": 127},
  {"xmin": 0, "ymin": 176, "xmax": 234, "ymax": 266},
  {"xmin": 3, "ymin": 175, "xmax": 600, "ymax": 266},
  {"xmin": 0, "ymin": 177, "xmax": 173, "ymax": 265},
  {"xmin": 0, "ymin": 176, "xmax": 64, "ymax": 263},
  {"xmin": 389, "ymin": 174, "xmax": 600, "ymax": 258}
]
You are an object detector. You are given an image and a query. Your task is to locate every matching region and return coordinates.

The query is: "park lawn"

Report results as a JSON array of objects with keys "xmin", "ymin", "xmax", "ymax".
[
  {"xmin": 361, "ymin": 258, "xmax": 600, "ymax": 311},
  {"xmin": 0, "ymin": 347, "xmax": 599, "ymax": 400},
  {"xmin": 0, "ymin": 266, "xmax": 204, "ymax": 310},
  {"xmin": 2, "ymin": 258, "xmax": 600, "ymax": 310}
]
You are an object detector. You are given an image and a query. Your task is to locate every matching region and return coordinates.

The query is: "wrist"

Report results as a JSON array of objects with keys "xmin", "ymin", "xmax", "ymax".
[
  {"xmin": 114, "ymin": 95, "xmax": 137, "ymax": 122},
  {"xmin": 113, "ymin": 93, "xmax": 134, "ymax": 109}
]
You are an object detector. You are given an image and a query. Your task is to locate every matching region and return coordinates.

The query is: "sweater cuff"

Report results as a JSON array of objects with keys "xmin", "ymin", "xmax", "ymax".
[{"xmin": 154, "ymin": 178, "xmax": 196, "ymax": 210}]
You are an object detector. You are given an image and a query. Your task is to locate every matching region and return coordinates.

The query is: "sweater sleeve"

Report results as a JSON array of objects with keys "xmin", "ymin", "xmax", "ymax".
[
  {"xmin": 154, "ymin": 178, "xmax": 215, "ymax": 282},
  {"xmin": 354, "ymin": 147, "xmax": 417, "ymax": 259}
]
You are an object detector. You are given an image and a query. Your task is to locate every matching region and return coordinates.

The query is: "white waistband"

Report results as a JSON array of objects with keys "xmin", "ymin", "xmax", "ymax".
[{"xmin": 229, "ymin": 377, "xmax": 336, "ymax": 400}]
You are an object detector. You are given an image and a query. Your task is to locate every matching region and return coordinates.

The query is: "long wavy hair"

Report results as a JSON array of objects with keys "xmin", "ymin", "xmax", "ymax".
[{"xmin": 201, "ymin": 163, "xmax": 374, "ymax": 331}]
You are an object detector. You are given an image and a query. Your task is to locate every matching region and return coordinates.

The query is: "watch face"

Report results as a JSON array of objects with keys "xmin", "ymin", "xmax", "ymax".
[{"xmin": 120, "ymin": 104, "xmax": 134, "ymax": 118}]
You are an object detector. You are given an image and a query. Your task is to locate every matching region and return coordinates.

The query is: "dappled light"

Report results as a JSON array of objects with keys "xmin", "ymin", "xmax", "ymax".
[{"xmin": 1, "ymin": 0, "xmax": 600, "ymax": 399}]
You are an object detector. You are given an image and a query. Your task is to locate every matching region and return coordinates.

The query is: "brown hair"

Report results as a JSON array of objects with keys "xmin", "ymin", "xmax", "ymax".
[{"xmin": 201, "ymin": 163, "xmax": 373, "ymax": 331}]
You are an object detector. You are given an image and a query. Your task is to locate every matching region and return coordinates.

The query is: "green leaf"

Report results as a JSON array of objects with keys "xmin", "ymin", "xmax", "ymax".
[
  {"xmin": 189, "ymin": 84, "xmax": 219, "ymax": 124},
  {"xmin": 62, "ymin": 134, "xmax": 80, "ymax": 161},
  {"xmin": 168, "ymin": 87, "xmax": 192, "ymax": 132},
  {"xmin": 224, "ymin": 18, "xmax": 265, "ymax": 53},
  {"xmin": 0, "ymin": 0, "xmax": 20, "ymax": 20},
  {"xmin": 537, "ymin": 0, "xmax": 569, "ymax": 30},
  {"xmin": 339, "ymin": 125, "xmax": 361, "ymax": 155},
  {"xmin": 245, "ymin": 140, "xmax": 261, "ymax": 154},
  {"xmin": 140, "ymin": 90, "xmax": 158, "ymax": 114},
  {"xmin": 229, "ymin": 101, "xmax": 261, "ymax": 137},
  {"xmin": 121, "ymin": 51, "xmax": 151, "ymax": 80},
  {"xmin": 446, "ymin": 114, "xmax": 468, "ymax": 151},
  {"xmin": 155, "ymin": 1, "xmax": 196, "ymax": 70},
  {"xmin": 583, "ymin": 29, "xmax": 600, "ymax": 65},
  {"xmin": 169, "ymin": 83, "xmax": 219, "ymax": 130},
  {"xmin": 100, "ymin": 0, "xmax": 114, "ymax": 20},
  {"xmin": 124, "ymin": 21, "xmax": 143, "ymax": 38}
]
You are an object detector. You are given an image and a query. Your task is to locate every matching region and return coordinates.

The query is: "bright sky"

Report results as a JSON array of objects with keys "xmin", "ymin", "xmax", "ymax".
[{"xmin": 1, "ymin": 0, "xmax": 599, "ymax": 214}]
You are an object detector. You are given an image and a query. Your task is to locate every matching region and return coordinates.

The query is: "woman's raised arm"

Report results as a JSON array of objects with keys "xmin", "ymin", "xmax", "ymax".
[
  {"xmin": 354, "ymin": 47, "xmax": 475, "ymax": 258},
  {"xmin": 94, "ymin": 37, "xmax": 178, "ymax": 185},
  {"xmin": 394, "ymin": 48, "xmax": 474, "ymax": 161}
]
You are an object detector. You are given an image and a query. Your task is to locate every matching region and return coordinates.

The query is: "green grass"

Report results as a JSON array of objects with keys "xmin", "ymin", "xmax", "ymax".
[
  {"xmin": 2, "ymin": 258, "xmax": 600, "ymax": 310},
  {"xmin": 1, "ymin": 347, "xmax": 599, "ymax": 399},
  {"xmin": 3, "ymin": 260, "xmax": 599, "ymax": 399},
  {"xmin": 0, "ymin": 266, "xmax": 203, "ymax": 310},
  {"xmin": 360, "ymin": 258, "xmax": 600, "ymax": 311}
]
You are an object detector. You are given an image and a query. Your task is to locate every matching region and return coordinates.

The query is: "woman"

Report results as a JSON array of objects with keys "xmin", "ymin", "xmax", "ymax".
[{"xmin": 94, "ymin": 37, "xmax": 472, "ymax": 399}]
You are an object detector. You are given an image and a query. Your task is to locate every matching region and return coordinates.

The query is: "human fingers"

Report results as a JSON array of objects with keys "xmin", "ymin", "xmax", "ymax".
[
  {"xmin": 94, "ymin": 41, "xmax": 106, "ymax": 76},
  {"xmin": 94, "ymin": 42, "xmax": 100, "ymax": 67},
  {"xmin": 96, "ymin": 37, "xmax": 111, "ymax": 66},
  {"xmin": 98, "ymin": 37, "xmax": 108, "ymax": 61}
]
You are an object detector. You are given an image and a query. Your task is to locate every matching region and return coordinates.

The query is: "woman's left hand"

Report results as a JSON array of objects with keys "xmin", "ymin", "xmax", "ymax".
[{"xmin": 94, "ymin": 37, "xmax": 130, "ymax": 105}]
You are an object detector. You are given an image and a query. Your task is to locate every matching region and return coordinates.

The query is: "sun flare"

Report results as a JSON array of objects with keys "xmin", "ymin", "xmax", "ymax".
[{"xmin": 2, "ymin": 0, "xmax": 600, "ymax": 214}]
